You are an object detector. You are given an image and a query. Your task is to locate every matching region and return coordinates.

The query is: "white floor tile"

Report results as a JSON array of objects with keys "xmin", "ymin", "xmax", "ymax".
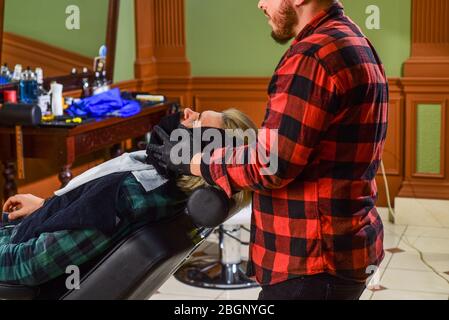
[
  {"xmin": 404, "ymin": 226, "xmax": 449, "ymax": 239},
  {"xmin": 400, "ymin": 236, "xmax": 449, "ymax": 255},
  {"xmin": 241, "ymin": 225, "xmax": 251, "ymax": 243},
  {"xmin": 395, "ymin": 198, "xmax": 449, "ymax": 228},
  {"xmin": 158, "ymin": 277, "xmax": 224, "ymax": 299},
  {"xmin": 377, "ymin": 207, "xmax": 391, "ymax": 223},
  {"xmin": 359, "ymin": 289, "xmax": 373, "ymax": 300},
  {"xmin": 383, "ymin": 232, "xmax": 403, "ymax": 250},
  {"xmin": 389, "ymin": 252, "xmax": 449, "ymax": 273},
  {"xmin": 378, "ymin": 252, "xmax": 393, "ymax": 271},
  {"xmin": 380, "ymin": 269, "xmax": 449, "ymax": 294},
  {"xmin": 216, "ymin": 288, "xmax": 261, "ymax": 300},
  {"xmin": 371, "ymin": 289, "xmax": 448, "ymax": 300},
  {"xmin": 205, "ymin": 231, "xmax": 219, "ymax": 244},
  {"xmin": 383, "ymin": 223, "xmax": 407, "ymax": 238},
  {"xmin": 150, "ymin": 293, "xmax": 214, "ymax": 300}
]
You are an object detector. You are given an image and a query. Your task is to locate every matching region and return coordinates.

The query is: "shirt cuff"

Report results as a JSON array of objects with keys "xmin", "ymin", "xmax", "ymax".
[{"xmin": 200, "ymin": 155, "xmax": 216, "ymax": 186}]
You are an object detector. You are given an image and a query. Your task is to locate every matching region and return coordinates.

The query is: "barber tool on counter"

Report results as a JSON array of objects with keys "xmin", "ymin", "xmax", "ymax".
[{"xmin": 0, "ymin": 103, "xmax": 42, "ymax": 179}]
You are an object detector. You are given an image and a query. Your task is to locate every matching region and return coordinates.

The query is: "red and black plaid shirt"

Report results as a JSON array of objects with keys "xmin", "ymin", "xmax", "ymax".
[{"xmin": 201, "ymin": 2, "xmax": 387, "ymax": 285}]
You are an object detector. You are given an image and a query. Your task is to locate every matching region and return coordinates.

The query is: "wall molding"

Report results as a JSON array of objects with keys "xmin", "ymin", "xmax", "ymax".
[
  {"xmin": 134, "ymin": 0, "xmax": 190, "ymax": 79},
  {"xmin": 404, "ymin": 0, "xmax": 449, "ymax": 77},
  {"xmin": 399, "ymin": 77, "xmax": 449, "ymax": 201}
]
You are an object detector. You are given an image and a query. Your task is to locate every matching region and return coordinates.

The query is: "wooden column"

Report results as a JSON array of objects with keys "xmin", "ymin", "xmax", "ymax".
[
  {"xmin": 398, "ymin": 0, "xmax": 449, "ymax": 200},
  {"xmin": 134, "ymin": 0, "xmax": 191, "ymax": 80},
  {"xmin": 404, "ymin": 0, "xmax": 449, "ymax": 77}
]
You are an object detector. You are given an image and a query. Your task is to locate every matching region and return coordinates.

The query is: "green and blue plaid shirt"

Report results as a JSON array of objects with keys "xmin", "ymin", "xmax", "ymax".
[{"xmin": 0, "ymin": 173, "xmax": 187, "ymax": 286}]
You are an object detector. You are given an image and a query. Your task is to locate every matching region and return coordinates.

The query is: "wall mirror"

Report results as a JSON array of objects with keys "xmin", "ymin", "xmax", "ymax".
[{"xmin": 0, "ymin": 0, "xmax": 119, "ymax": 89}]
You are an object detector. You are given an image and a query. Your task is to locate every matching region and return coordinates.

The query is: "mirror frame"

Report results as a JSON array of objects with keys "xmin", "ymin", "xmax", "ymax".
[{"xmin": 0, "ymin": 0, "xmax": 120, "ymax": 90}]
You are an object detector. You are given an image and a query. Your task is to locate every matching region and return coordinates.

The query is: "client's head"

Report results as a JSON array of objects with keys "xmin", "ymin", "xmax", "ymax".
[{"xmin": 176, "ymin": 108, "xmax": 258, "ymax": 212}]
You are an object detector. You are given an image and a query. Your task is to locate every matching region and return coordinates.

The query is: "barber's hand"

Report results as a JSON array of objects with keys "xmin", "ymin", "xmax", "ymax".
[
  {"xmin": 146, "ymin": 125, "xmax": 195, "ymax": 176},
  {"xmin": 2, "ymin": 194, "xmax": 45, "ymax": 221}
]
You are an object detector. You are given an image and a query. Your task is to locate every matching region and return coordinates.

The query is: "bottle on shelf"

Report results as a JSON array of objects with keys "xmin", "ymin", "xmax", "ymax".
[
  {"xmin": 19, "ymin": 66, "xmax": 38, "ymax": 104},
  {"xmin": 101, "ymin": 70, "xmax": 110, "ymax": 92},
  {"xmin": 11, "ymin": 64, "xmax": 23, "ymax": 83},
  {"xmin": 92, "ymin": 71, "xmax": 103, "ymax": 95},
  {"xmin": 81, "ymin": 67, "xmax": 91, "ymax": 98},
  {"xmin": 0, "ymin": 63, "xmax": 12, "ymax": 84},
  {"xmin": 36, "ymin": 68, "xmax": 51, "ymax": 115}
]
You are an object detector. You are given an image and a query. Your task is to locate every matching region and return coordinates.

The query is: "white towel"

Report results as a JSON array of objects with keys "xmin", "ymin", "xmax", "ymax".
[{"xmin": 54, "ymin": 151, "xmax": 168, "ymax": 196}]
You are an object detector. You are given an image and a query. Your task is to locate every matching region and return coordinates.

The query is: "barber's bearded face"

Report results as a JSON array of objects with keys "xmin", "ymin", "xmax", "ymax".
[{"xmin": 262, "ymin": 0, "xmax": 298, "ymax": 45}]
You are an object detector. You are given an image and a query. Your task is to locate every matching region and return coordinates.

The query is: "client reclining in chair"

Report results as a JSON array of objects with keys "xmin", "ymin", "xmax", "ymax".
[{"xmin": 0, "ymin": 108, "xmax": 257, "ymax": 287}]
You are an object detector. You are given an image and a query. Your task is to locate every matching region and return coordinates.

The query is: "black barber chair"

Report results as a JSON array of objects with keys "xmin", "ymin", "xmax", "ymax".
[{"xmin": 0, "ymin": 186, "xmax": 237, "ymax": 300}]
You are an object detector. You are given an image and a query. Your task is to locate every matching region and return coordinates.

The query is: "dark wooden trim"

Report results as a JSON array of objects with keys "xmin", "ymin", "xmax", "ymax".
[
  {"xmin": 0, "ymin": 0, "xmax": 4, "ymax": 62},
  {"xmin": 106, "ymin": 0, "xmax": 120, "ymax": 82}
]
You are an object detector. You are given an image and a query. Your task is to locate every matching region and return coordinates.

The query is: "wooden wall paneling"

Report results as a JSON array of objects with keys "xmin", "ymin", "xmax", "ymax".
[
  {"xmin": 192, "ymin": 77, "xmax": 270, "ymax": 125},
  {"xmin": 398, "ymin": 78, "xmax": 449, "ymax": 200},
  {"xmin": 134, "ymin": 0, "xmax": 190, "ymax": 80},
  {"xmin": 157, "ymin": 77, "xmax": 192, "ymax": 107},
  {"xmin": 404, "ymin": 0, "xmax": 449, "ymax": 77}
]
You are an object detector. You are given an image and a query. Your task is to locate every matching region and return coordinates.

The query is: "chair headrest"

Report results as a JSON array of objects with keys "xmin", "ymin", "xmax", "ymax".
[
  {"xmin": 0, "ymin": 103, "xmax": 41, "ymax": 126},
  {"xmin": 186, "ymin": 186, "xmax": 234, "ymax": 228}
]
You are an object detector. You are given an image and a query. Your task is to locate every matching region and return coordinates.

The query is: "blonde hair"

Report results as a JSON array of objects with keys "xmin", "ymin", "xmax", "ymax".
[{"xmin": 176, "ymin": 108, "xmax": 258, "ymax": 213}]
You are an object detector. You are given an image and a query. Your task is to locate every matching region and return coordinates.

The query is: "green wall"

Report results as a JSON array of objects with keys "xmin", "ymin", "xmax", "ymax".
[
  {"xmin": 417, "ymin": 105, "xmax": 442, "ymax": 174},
  {"xmin": 113, "ymin": 0, "xmax": 136, "ymax": 82},
  {"xmin": 4, "ymin": 0, "xmax": 109, "ymax": 57},
  {"xmin": 343, "ymin": 0, "xmax": 411, "ymax": 78},
  {"xmin": 186, "ymin": 0, "xmax": 411, "ymax": 77},
  {"xmin": 186, "ymin": 0, "xmax": 286, "ymax": 77}
]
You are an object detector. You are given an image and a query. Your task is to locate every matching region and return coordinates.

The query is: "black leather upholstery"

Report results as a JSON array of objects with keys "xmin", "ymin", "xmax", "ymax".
[
  {"xmin": 0, "ymin": 103, "xmax": 41, "ymax": 126},
  {"xmin": 0, "ymin": 186, "xmax": 233, "ymax": 300},
  {"xmin": 187, "ymin": 187, "xmax": 232, "ymax": 228},
  {"xmin": 0, "ymin": 283, "xmax": 39, "ymax": 300}
]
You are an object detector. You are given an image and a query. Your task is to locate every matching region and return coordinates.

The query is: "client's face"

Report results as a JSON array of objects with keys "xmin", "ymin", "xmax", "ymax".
[{"xmin": 181, "ymin": 108, "xmax": 224, "ymax": 129}]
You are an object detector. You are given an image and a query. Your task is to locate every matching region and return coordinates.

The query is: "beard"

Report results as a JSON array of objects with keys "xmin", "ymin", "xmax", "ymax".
[{"xmin": 270, "ymin": 1, "xmax": 298, "ymax": 45}]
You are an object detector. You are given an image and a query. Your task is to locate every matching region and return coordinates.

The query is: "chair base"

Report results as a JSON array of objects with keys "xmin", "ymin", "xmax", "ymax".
[{"xmin": 175, "ymin": 258, "xmax": 259, "ymax": 290}]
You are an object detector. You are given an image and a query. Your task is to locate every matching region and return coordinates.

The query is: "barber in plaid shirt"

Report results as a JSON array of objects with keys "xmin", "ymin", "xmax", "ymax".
[{"xmin": 152, "ymin": 0, "xmax": 388, "ymax": 300}]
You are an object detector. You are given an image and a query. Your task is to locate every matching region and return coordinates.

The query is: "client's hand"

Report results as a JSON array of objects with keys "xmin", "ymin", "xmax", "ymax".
[{"xmin": 2, "ymin": 194, "xmax": 45, "ymax": 221}]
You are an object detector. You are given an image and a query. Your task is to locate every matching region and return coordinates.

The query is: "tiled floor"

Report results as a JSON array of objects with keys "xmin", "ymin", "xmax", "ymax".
[{"xmin": 150, "ymin": 208, "xmax": 449, "ymax": 300}]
